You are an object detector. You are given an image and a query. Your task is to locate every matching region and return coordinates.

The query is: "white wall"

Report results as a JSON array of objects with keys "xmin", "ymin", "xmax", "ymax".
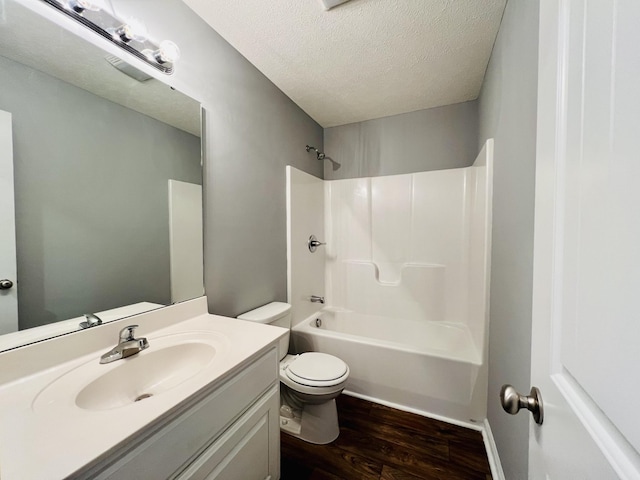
[{"xmin": 478, "ymin": 0, "xmax": 540, "ymax": 477}]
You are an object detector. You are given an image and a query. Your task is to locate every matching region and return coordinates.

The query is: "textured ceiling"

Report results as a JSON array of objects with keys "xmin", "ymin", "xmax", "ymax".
[
  {"xmin": 182, "ymin": 0, "xmax": 506, "ymax": 127},
  {"xmin": 0, "ymin": 1, "xmax": 200, "ymax": 137}
]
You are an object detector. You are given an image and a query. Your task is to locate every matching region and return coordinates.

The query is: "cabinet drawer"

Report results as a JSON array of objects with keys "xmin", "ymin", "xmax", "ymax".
[
  {"xmin": 86, "ymin": 347, "xmax": 278, "ymax": 480},
  {"xmin": 175, "ymin": 385, "xmax": 279, "ymax": 480}
]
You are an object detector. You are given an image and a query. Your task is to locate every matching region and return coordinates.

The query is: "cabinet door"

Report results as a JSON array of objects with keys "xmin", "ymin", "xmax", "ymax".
[
  {"xmin": 205, "ymin": 417, "xmax": 269, "ymax": 480},
  {"xmin": 176, "ymin": 385, "xmax": 279, "ymax": 480}
]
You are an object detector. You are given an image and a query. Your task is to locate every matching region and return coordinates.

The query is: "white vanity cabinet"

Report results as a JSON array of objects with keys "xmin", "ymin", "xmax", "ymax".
[{"xmin": 77, "ymin": 347, "xmax": 280, "ymax": 480}]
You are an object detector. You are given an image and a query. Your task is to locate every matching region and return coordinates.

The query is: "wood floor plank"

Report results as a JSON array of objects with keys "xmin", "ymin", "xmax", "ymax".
[
  {"xmin": 369, "ymin": 402, "xmax": 483, "ymax": 443},
  {"xmin": 449, "ymin": 439, "xmax": 492, "ymax": 474},
  {"xmin": 340, "ymin": 414, "xmax": 449, "ymax": 461},
  {"xmin": 336, "ymin": 394, "xmax": 374, "ymax": 417},
  {"xmin": 334, "ymin": 425, "xmax": 485, "ymax": 480},
  {"xmin": 281, "ymin": 432, "xmax": 382, "ymax": 480},
  {"xmin": 335, "ymin": 423, "xmax": 438, "ymax": 470},
  {"xmin": 281, "ymin": 456, "xmax": 314, "ymax": 479},
  {"xmin": 309, "ymin": 468, "xmax": 347, "ymax": 480},
  {"xmin": 380, "ymin": 465, "xmax": 434, "ymax": 480},
  {"xmin": 281, "ymin": 395, "xmax": 492, "ymax": 480}
]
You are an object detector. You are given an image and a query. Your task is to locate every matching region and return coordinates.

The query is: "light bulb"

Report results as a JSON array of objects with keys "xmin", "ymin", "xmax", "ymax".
[
  {"xmin": 66, "ymin": 0, "xmax": 100, "ymax": 13},
  {"xmin": 153, "ymin": 40, "xmax": 181, "ymax": 64},
  {"xmin": 112, "ymin": 18, "xmax": 148, "ymax": 43}
]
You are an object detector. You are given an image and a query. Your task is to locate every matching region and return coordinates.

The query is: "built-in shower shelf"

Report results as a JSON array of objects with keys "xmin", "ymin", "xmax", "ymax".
[
  {"xmin": 342, "ymin": 260, "xmax": 445, "ymax": 267},
  {"xmin": 340, "ymin": 260, "xmax": 445, "ymax": 285},
  {"xmin": 331, "ymin": 261, "xmax": 447, "ymax": 321}
]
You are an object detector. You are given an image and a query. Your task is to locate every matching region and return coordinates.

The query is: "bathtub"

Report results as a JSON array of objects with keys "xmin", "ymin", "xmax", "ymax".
[{"xmin": 291, "ymin": 308, "xmax": 487, "ymax": 424}]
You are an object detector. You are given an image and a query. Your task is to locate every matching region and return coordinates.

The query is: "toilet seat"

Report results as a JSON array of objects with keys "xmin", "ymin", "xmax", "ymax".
[{"xmin": 283, "ymin": 353, "xmax": 349, "ymax": 388}]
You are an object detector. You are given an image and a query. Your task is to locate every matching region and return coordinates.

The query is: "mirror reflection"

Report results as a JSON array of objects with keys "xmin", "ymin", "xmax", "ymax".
[{"xmin": 0, "ymin": 0, "xmax": 203, "ymax": 351}]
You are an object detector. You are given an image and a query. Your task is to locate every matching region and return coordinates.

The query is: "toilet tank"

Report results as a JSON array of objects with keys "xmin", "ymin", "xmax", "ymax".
[{"xmin": 237, "ymin": 302, "xmax": 291, "ymax": 360}]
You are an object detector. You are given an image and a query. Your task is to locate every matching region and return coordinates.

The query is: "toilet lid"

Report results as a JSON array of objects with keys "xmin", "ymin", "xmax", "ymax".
[{"xmin": 286, "ymin": 352, "xmax": 348, "ymax": 386}]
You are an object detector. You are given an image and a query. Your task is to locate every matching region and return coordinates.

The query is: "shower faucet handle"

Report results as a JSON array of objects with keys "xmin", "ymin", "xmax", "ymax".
[{"xmin": 308, "ymin": 235, "xmax": 326, "ymax": 252}]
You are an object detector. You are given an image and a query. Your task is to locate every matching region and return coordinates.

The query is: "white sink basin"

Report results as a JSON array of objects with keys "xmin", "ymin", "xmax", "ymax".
[
  {"xmin": 33, "ymin": 332, "xmax": 229, "ymax": 412},
  {"xmin": 76, "ymin": 342, "xmax": 215, "ymax": 410}
]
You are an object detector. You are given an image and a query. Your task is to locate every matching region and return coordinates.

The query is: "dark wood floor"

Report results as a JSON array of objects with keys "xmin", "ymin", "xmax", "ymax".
[{"xmin": 281, "ymin": 395, "xmax": 492, "ymax": 480}]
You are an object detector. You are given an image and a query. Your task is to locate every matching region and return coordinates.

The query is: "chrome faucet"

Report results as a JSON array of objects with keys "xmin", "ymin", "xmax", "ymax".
[
  {"xmin": 310, "ymin": 295, "xmax": 325, "ymax": 304},
  {"xmin": 100, "ymin": 325, "xmax": 149, "ymax": 364},
  {"xmin": 80, "ymin": 313, "xmax": 103, "ymax": 329}
]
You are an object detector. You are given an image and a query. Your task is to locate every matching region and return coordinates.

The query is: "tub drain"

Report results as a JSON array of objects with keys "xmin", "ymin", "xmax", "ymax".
[
  {"xmin": 315, "ymin": 318, "xmax": 322, "ymax": 328},
  {"xmin": 135, "ymin": 393, "xmax": 153, "ymax": 402}
]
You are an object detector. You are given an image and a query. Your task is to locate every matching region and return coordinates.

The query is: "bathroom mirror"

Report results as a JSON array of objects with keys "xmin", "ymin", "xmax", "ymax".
[{"xmin": 0, "ymin": 0, "xmax": 203, "ymax": 351}]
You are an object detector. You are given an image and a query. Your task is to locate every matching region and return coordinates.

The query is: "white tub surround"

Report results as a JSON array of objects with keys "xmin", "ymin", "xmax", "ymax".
[
  {"xmin": 286, "ymin": 166, "xmax": 325, "ymax": 333},
  {"xmin": 0, "ymin": 297, "xmax": 287, "ymax": 480},
  {"xmin": 324, "ymin": 141, "xmax": 493, "ymax": 351},
  {"xmin": 287, "ymin": 139, "xmax": 493, "ymax": 423}
]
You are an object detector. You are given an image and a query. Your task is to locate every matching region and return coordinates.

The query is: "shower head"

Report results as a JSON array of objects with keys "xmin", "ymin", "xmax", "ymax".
[{"xmin": 306, "ymin": 145, "xmax": 326, "ymax": 161}]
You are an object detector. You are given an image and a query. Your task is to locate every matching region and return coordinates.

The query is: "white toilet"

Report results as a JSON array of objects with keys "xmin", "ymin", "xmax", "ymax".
[{"xmin": 237, "ymin": 302, "xmax": 349, "ymax": 444}]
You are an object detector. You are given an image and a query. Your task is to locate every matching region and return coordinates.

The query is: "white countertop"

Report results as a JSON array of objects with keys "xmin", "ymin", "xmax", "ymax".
[
  {"xmin": 0, "ymin": 302, "xmax": 164, "ymax": 353},
  {"xmin": 0, "ymin": 298, "xmax": 286, "ymax": 480}
]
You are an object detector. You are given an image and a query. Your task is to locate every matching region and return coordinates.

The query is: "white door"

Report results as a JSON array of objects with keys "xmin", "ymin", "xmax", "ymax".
[
  {"xmin": 0, "ymin": 110, "xmax": 18, "ymax": 334},
  {"xmin": 168, "ymin": 180, "xmax": 204, "ymax": 304},
  {"xmin": 529, "ymin": 0, "xmax": 640, "ymax": 478}
]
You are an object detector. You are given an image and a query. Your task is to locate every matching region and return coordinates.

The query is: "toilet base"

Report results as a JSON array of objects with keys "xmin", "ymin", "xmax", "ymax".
[{"xmin": 280, "ymin": 399, "xmax": 340, "ymax": 444}]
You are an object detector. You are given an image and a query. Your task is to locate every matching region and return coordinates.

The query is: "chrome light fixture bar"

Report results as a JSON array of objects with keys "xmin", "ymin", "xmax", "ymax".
[{"xmin": 41, "ymin": 0, "xmax": 180, "ymax": 74}]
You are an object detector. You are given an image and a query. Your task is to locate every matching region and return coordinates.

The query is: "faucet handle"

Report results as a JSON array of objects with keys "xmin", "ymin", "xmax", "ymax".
[
  {"xmin": 308, "ymin": 235, "xmax": 326, "ymax": 253},
  {"xmin": 79, "ymin": 313, "xmax": 103, "ymax": 329},
  {"xmin": 119, "ymin": 324, "xmax": 139, "ymax": 342}
]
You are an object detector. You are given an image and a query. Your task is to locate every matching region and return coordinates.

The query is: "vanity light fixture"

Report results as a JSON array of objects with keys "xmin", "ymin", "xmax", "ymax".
[
  {"xmin": 41, "ymin": 0, "xmax": 180, "ymax": 74},
  {"xmin": 66, "ymin": 0, "xmax": 100, "ymax": 14},
  {"xmin": 111, "ymin": 18, "xmax": 148, "ymax": 43},
  {"xmin": 146, "ymin": 40, "xmax": 181, "ymax": 65}
]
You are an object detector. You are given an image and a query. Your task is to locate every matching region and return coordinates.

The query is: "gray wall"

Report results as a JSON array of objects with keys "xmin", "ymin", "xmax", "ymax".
[
  {"xmin": 323, "ymin": 101, "xmax": 478, "ymax": 180},
  {"xmin": 0, "ymin": 54, "xmax": 201, "ymax": 329},
  {"xmin": 478, "ymin": 0, "xmax": 539, "ymax": 477},
  {"xmin": 97, "ymin": 0, "xmax": 324, "ymax": 318}
]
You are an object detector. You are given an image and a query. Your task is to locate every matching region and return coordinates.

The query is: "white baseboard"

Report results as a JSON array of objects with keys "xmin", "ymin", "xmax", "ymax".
[{"xmin": 482, "ymin": 419, "xmax": 506, "ymax": 480}]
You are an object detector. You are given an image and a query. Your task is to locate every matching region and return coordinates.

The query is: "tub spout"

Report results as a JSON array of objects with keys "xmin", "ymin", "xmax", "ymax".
[{"xmin": 310, "ymin": 295, "xmax": 325, "ymax": 304}]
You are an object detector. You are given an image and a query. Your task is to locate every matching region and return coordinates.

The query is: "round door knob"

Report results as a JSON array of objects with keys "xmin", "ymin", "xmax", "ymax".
[
  {"xmin": 0, "ymin": 279, "xmax": 14, "ymax": 290},
  {"xmin": 500, "ymin": 384, "xmax": 544, "ymax": 425}
]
